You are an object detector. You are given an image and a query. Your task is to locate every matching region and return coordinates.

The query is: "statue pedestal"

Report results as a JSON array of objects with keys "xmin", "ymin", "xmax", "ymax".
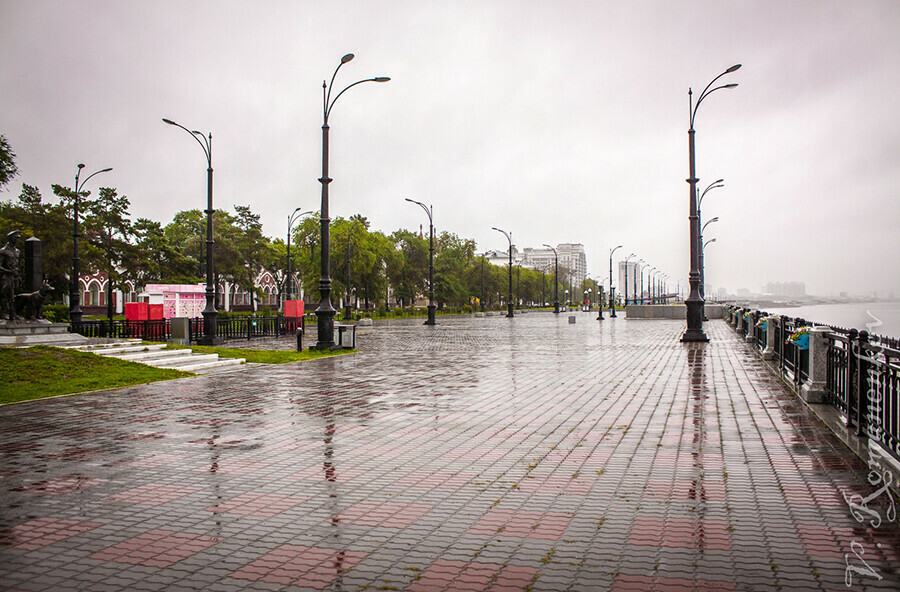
[{"xmin": 0, "ymin": 321, "xmax": 89, "ymax": 346}]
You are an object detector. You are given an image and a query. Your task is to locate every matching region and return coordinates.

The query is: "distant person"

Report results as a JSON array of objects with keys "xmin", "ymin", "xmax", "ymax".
[{"xmin": 0, "ymin": 230, "xmax": 21, "ymax": 320}]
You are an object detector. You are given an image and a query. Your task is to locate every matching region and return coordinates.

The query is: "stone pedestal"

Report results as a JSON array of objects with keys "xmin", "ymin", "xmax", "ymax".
[
  {"xmin": 762, "ymin": 316, "xmax": 777, "ymax": 360},
  {"xmin": 745, "ymin": 311, "xmax": 757, "ymax": 343},
  {"xmin": 0, "ymin": 321, "xmax": 89, "ymax": 346},
  {"xmin": 800, "ymin": 326, "xmax": 830, "ymax": 403}
]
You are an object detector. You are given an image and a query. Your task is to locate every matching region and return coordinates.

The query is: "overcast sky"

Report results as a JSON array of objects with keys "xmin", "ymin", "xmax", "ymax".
[{"xmin": 2, "ymin": 0, "xmax": 898, "ymax": 297}]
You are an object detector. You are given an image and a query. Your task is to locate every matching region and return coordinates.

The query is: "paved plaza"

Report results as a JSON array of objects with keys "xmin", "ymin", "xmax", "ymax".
[{"xmin": 1, "ymin": 313, "xmax": 899, "ymax": 591}]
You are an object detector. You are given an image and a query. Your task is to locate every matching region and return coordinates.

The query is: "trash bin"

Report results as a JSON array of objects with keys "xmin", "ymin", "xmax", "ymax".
[{"xmin": 334, "ymin": 324, "xmax": 357, "ymax": 349}]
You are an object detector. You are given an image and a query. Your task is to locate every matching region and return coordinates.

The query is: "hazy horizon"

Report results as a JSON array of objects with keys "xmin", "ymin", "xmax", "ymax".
[{"xmin": 2, "ymin": 0, "xmax": 898, "ymax": 297}]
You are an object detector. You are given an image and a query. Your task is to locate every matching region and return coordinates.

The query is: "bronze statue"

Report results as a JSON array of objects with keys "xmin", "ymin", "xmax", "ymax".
[
  {"xmin": 0, "ymin": 230, "xmax": 21, "ymax": 321},
  {"xmin": 16, "ymin": 280, "xmax": 53, "ymax": 320}
]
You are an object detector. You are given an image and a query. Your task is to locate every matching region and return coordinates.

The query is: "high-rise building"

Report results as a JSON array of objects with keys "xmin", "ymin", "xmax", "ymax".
[
  {"xmin": 617, "ymin": 260, "xmax": 641, "ymax": 303},
  {"xmin": 483, "ymin": 243, "xmax": 587, "ymax": 287}
]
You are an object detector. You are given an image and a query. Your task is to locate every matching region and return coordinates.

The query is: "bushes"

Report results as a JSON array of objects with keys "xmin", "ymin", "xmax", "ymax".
[{"xmin": 43, "ymin": 304, "xmax": 69, "ymax": 323}]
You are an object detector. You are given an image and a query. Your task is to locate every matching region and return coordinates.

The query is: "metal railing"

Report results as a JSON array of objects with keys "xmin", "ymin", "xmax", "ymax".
[
  {"xmin": 71, "ymin": 315, "xmax": 306, "ymax": 343},
  {"xmin": 725, "ymin": 304, "xmax": 899, "ymax": 463}
]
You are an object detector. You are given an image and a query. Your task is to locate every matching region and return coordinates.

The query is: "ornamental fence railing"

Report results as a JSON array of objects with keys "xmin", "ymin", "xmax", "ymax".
[
  {"xmin": 70, "ymin": 315, "xmax": 306, "ymax": 343},
  {"xmin": 724, "ymin": 305, "xmax": 899, "ymax": 464}
]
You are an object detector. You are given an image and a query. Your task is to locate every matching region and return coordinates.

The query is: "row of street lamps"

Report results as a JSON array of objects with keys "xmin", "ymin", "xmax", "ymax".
[{"xmin": 66, "ymin": 57, "xmax": 735, "ymax": 349}]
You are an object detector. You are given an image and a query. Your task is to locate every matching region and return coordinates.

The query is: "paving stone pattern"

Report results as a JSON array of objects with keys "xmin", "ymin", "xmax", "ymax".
[{"xmin": 2, "ymin": 314, "xmax": 899, "ymax": 591}]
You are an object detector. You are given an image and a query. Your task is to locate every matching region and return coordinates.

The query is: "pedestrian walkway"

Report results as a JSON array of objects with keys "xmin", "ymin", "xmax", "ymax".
[{"xmin": 1, "ymin": 313, "xmax": 898, "ymax": 591}]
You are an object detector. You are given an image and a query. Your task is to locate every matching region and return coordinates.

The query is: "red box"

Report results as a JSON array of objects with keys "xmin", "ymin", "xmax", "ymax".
[
  {"xmin": 125, "ymin": 302, "xmax": 148, "ymax": 321},
  {"xmin": 285, "ymin": 300, "xmax": 304, "ymax": 317},
  {"xmin": 148, "ymin": 304, "xmax": 164, "ymax": 320}
]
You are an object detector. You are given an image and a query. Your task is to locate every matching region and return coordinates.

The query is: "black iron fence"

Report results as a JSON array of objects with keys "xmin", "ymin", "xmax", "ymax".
[
  {"xmin": 724, "ymin": 305, "xmax": 898, "ymax": 463},
  {"xmin": 70, "ymin": 315, "xmax": 306, "ymax": 343}
]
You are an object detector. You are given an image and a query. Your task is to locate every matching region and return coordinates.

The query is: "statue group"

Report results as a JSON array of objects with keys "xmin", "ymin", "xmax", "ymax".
[{"xmin": 0, "ymin": 230, "xmax": 53, "ymax": 322}]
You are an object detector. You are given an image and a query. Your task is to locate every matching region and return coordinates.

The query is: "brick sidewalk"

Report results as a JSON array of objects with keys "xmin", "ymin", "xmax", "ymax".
[{"xmin": 1, "ymin": 314, "xmax": 898, "ymax": 591}]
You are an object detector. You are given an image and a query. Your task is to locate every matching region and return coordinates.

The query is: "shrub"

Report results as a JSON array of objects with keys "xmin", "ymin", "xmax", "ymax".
[{"xmin": 43, "ymin": 305, "xmax": 69, "ymax": 323}]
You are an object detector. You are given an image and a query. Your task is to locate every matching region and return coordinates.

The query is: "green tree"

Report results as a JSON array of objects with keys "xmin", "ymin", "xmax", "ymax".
[
  {"xmin": 387, "ymin": 229, "xmax": 427, "ymax": 308},
  {"xmin": 433, "ymin": 231, "xmax": 475, "ymax": 309},
  {"xmin": 131, "ymin": 218, "xmax": 199, "ymax": 288},
  {"xmin": 0, "ymin": 135, "xmax": 18, "ymax": 192},
  {"xmin": 84, "ymin": 187, "xmax": 134, "ymax": 320}
]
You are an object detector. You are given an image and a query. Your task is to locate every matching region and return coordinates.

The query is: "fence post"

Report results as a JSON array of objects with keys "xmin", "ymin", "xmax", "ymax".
[
  {"xmin": 762, "ymin": 315, "xmax": 777, "ymax": 360},
  {"xmin": 856, "ymin": 331, "xmax": 870, "ymax": 437},
  {"xmin": 745, "ymin": 310, "xmax": 757, "ymax": 343},
  {"xmin": 845, "ymin": 328, "xmax": 858, "ymax": 428},
  {"xmin": 801, "ymin": 326, "xmax": 830, "ymax": 403}
]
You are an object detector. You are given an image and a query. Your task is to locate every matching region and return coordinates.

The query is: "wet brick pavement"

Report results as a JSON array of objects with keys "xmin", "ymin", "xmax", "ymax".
[{"xmin": 1, "ymin": 313, "xmax": 899, "ymax": 591}]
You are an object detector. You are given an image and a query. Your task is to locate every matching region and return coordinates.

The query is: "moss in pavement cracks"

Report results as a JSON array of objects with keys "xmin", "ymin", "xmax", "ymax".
[{"xmin": 0, "ymin": 346, "xmax": 193, "ymax": 405}]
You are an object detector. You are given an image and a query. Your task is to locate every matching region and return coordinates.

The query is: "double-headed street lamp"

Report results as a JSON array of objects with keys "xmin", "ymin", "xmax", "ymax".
[
  {"xmin": 542, "ymin": 243, "xmax": 559, "ymax": 313},
  {"xmin": 406, "ymin": 198, "xmax": 436, "ymax": 325},
  {"xmin": 608, "ymin": 245, "xmax": 622, "ymax": 317},
  {"xmin": 623, "ymin": 253, "xmax": 636, "ymax": 306},
  {"xmin": 162, "ymin": 117, "xmax": 222, "ymax": 345},
  {"xmin": 492, "ymin": 227, "xmax": 514, "ymax": 318},
  {"xmin": 634, "ymin": 259, "xmax": 644, "ymax": 306},
  {"xmin": 69, "ymin": 163, "xmax": 112, "ymax": 324},
  {"xmin": 315, "ymin": 54, "xmax": 389, "ymax": 349},
  {"xmin": 682, "ymin": 63, "xmax": 740, "ymax": 343},
  {"xmin": 700, "ymin": 216, "xmax": 719, "ymax": 302},
  {"xmin": 702, "ymin": 237, "xmax": 717, "ymax": 304},
  {"xmin": 286, "ymin": 208, "xmax": 313, "ymax": 306}
]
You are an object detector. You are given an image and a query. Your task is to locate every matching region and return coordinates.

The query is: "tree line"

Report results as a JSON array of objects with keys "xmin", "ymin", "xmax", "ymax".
[{"xmin": 0, "ymin": 134, "xmax": 585, "ymax": 314}]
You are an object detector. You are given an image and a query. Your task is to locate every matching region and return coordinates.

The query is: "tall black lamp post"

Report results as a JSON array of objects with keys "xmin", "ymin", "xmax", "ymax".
[
  {"xmin": 700, "ymin": 216, "xmax": 719, "ymax": 302},
  {"xmin": 492, "ymin": 227, "xmax": 514, "ymax": 317},
  {"xmin": 407, "ymin": 198, "xmax": 436, "ymax": 325},
  {"xmin": 315, "ymin": 54, "xmax": 389, "ymax": 349},
  {"xmin": 634, "ymin": 259, "xmax": 643, "ymax": 305},
  {"xmin": 542, "ymin": 243, "xmax": 559, "ymax": 313},
  {"xmin": 623, "ymin": 253, "xmax": 635, "ymax": 306},
  {"xmin": 608, "ymin": 245, "xmax": 622, "ymax": 317},
  {"xmin": 702, "ymin": 237, "xmax": 717, "ymax": 312},
  {"xmin": 597, "ymin": 280, "xmax": 605, "ymax": 320},
  {"xmin": 69, "ymin": 163, "xmax": 112, "ymax": 324},
  {"xmin": 682, "ymin": 64, "xmax": 740, "ymax": 343},
  {"xmin": 162, "ymin": 117, "xmax": 221, "ymax": 345},
  {"xmin": 286, "ymin": 207, "xmax": 312, "ymax": 306}
]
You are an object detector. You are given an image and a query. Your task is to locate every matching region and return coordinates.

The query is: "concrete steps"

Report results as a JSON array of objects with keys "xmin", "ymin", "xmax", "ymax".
[{"xmin": 65, "ymin": 339, "xmax": 245, "ymax": 374}]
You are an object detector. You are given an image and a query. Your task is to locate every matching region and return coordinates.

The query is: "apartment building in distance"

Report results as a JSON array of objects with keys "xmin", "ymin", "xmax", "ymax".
[{"xmin": 484, "ymin": 243, "xmax": 587, "ymax": 286}]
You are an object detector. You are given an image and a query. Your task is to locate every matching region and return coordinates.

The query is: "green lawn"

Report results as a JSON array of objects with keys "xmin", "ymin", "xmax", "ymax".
[
  {"xmin": 0, "ymin": 346, "xmax": 193, "ymax": 405},
  {"xmin": 161, "ymin": 343, "xmax": 354, "ymax": 364}
]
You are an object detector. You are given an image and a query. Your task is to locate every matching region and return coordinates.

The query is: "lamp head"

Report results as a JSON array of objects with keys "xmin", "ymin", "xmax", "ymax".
[
  {"xmin": 341, "ymin": 53, "xmax": 355, "ymax": 64},
  {"xmin": 77, "ymin": 163, "xmax": 85, "ymax": 169},
  {"xmin": 100, "ymin": 168, "xmax": 113, "ymax": 173},
  {"xmin": 162, "ymin": 118, "xmax": 175, "ymax": 125},
  {"xmin": 374, "ymin": 77, "xmax": 391, "ymax": 82},
  {"xmin": 726, "ymin": 63, "xmax": 742, "ymax": 73},
  {"xmin": 723, "ymin": 83, "xmax": 739, "ymax": 89}
]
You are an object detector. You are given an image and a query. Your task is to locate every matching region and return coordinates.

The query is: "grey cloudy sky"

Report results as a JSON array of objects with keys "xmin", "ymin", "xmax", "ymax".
[{"xmin": 2, "ymin": 0, "xmax": 898, "ymax": 297}]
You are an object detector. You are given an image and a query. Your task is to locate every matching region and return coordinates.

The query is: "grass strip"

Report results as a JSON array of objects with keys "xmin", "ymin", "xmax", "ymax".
[
  {"xmin": 0, "ymin": 346, "xmax": 193, "ymax": 405},
  {"xmin": 162, "ymin": 343, "xmax": 354, "ymax": 364}
]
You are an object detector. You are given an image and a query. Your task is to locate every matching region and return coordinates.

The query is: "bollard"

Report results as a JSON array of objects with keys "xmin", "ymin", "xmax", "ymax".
[
  {"xmin": 296, "ymin": 328, "xmax": 303, "ymax": 351},
  {"xmin": 745, "ymin": 310, "xmax": 757, "ymax": 343}
]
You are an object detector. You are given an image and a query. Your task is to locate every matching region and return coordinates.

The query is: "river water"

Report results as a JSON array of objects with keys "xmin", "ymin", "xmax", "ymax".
[{"xmin": 757, "ymin": 301, "xmax": 900, "ymax": 338}]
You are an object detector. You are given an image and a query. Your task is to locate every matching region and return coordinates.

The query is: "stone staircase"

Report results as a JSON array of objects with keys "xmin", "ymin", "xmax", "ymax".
[{"xmin": 65, "ymin": 339, "xmax": 245, "ymax": 374}]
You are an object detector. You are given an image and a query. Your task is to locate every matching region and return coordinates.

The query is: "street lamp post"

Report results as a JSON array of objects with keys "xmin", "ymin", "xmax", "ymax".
[
  {"xmin": 623, "ymin": 253, "xmax": 635, "ymax": 306},
  {"xmin": 634, "ymin": 259, "xmax": 643, "ymax": 306},
  {"xmin": 315, "ymin": 53, "xmax": 390, "ymax": 349},
  {"xmin": 344, "ymin": 221, "xmax": 356, "ymax": 321},
  {"xmin": 542, "ymin": 243, "xmax": 559, "ymax": 313},
  {"xmin": 647, "ymin": 266, "xmax": 656, "ymax": 304},
  {"xmin": 682, "ymin": 64, "xmax": 740, "ymax": 343},
  {"xmin": 286, "ymin": 208, "xmax": 313, "ymax": 307},
  {"xmin": 492, "ymin": 227, "xmax": 514, "ymax": 317},
  {"xmin": 480, "ymin": 256, "xmax": 485, "ymax": 312},
  {"xmin": 597, "ymin": 280, "xmax": 605, "ymax": 320},
  {"xmin": 69, "ymin": 163, "xmax": 112, "ymax": 324},
  {"xmin": 162, "ymin": 117, "xmax": 222, "ymax": 345},
  {"xmin": 609, "ymin": 245, "xmax": 622, "ymax": 317},
  {"xmin": 702, "ymin": 237, "xmax": 717, "ymax": 310},
  {"xmin": 407, "ymin": 198, "xmax": 436, "ymax": 325},
  {"xmin": 700, "ymin": 216, "xmax": 719, "ymax": 305}
]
